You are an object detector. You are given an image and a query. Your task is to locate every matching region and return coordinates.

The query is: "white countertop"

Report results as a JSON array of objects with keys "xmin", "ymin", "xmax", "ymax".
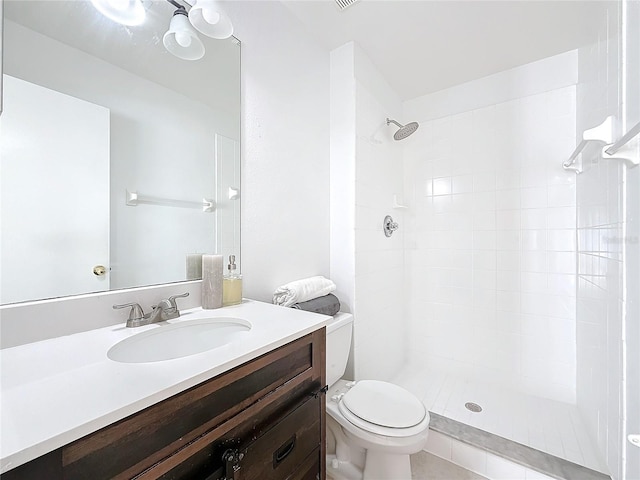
[{"xmin": 0, "ymin": 300, "xmax": 330, "ymax": 473}]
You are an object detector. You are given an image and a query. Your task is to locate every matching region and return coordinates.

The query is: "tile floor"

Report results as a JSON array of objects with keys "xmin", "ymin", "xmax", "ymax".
[
  {"xmin": 391, "ymin": 365, "xmax": 607, "ymax": 474},
  {"xmin": 411, "ymin": 451, "xmax": 488, "ymax": 479},
  {"xmin": 328, "ymin": 451, "xmax": 486, "ymax": 480}
]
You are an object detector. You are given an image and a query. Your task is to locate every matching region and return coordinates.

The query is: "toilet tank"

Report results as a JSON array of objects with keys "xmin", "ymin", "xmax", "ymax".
[{"xmin": 326, "ymin": 312, "xmax": 353, "ymax": 387}]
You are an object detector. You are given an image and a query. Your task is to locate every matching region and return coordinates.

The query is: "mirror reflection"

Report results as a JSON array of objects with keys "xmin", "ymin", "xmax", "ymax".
[{"xmin": 0, "ymin": 0, "xmax": 241, "ymax": 305}]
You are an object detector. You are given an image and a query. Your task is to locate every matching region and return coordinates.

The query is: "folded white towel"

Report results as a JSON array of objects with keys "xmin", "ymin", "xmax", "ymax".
[{"xmin": 273, "ymin": 276, "xmax": 336, "ymax": 307}]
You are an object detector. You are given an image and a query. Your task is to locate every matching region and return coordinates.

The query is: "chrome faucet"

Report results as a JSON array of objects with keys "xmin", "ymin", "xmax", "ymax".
[{"xmin": 113, "ymin": 292, "xmax": 189, "ymax": 328}]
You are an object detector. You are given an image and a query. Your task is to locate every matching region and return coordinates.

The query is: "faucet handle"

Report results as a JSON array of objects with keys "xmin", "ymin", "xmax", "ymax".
[
  {"xmin": 113, "ymin": 302, "xmax": 145, "ymax": 321},
  {"xmin": 167, "ymin": 292, "xmax": 189, "ymax": 309}
]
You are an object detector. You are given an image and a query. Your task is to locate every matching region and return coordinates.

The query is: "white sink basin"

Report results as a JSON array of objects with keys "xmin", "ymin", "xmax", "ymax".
[{"xmin": 107, "ymin": 317, "xmax": 252, "ymax": 363}]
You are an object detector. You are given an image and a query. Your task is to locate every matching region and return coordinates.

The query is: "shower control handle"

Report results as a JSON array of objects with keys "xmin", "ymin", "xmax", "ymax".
[{"xmin": 383, "ymin": 215, "xmax": 399, "ymax": 237}]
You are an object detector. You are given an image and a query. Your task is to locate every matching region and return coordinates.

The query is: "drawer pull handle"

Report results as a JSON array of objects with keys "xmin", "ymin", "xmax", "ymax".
[{"xmin": 273, "ymin": 435, "xmax": 296, "ymax": 467}]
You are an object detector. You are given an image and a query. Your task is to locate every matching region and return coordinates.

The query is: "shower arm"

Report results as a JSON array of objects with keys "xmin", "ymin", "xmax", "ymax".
[{"xmin": 386, "ymin": 118, "xmax": 403, "ymax": 128}]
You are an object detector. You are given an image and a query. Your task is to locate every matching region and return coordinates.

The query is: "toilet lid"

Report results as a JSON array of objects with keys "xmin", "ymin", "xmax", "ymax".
[{"xmin": 340, "ymin": 380, "xmax": 426, "ymax": 429}]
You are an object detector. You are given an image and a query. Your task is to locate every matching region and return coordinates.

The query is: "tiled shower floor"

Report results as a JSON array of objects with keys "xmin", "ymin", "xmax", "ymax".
[{"xmin": 391, "ymin": 365, "xmax": 608, "ymax": 475}]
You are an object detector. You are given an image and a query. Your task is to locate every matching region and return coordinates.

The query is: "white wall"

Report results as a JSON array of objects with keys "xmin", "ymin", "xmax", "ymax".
[
  {"xmin": 330, "ymin": 42, "xmax": 406, "ymax": 382},
  {"xmin": 224, "ymin": 1, "xmax": 330, "ymax": 303},
  {"xmin": 329, "ymin": 43, "xmax": 356, "ymax": 319},
  {"xmin": 353, "ymin": 45, "xmax": 406, "ymax": 381},
  {"xmin": 402, "ymin": 52, "xmax": 578, "ymax": 404}
]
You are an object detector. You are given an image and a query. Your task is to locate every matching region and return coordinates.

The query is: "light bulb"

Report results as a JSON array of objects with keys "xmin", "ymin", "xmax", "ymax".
[
  {"xmin": 163, "ymin": 11, "xmax": 205, "ymax": 60},
  {"xmin": 188, "ymin": 0, "xmax": 233, "ymax": 39},
  {"xmin": 110, "ymin": 0, "xmax": 129, "ymax": 11},
  {"xmin": 175, "ymin": 32, "xmax": 192, "ymax": 48},
  {"xmin": 202, "ymin": 9, "xmax": 221, "ymax": 25}
]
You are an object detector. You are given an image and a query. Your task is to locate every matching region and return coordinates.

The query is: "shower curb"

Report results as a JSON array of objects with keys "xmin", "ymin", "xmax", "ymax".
[{"xmin": 429, "ymin": 412, "xmax": 611, "ymax": 480}]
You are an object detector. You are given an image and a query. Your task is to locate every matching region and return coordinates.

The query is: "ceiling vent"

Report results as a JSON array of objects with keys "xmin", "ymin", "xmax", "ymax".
[{"xmin": 334, "ymin": 0, "xmax": 360, "ymax": 11}]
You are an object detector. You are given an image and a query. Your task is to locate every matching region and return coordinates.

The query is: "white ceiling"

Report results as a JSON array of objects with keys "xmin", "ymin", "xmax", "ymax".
[{"xmin": 281, "ymin": 0, "xmax": 607, "ymax": 101}]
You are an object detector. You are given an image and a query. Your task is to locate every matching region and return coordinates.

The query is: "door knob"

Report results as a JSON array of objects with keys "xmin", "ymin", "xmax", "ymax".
[{"xmin": 93, "ymin": 265, "xmax": 107, "ymax": 276}]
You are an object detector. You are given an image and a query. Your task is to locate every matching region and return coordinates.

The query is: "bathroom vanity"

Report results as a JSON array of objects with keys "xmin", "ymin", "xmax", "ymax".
[{"xmin": 0, "ymin": 300, "xmax": 329, "ymax": 479}]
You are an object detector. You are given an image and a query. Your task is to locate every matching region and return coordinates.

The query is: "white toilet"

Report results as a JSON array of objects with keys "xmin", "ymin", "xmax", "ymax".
[{"xmin": 325, "ymin": 313, "xmax": 430, "ymax": 480}]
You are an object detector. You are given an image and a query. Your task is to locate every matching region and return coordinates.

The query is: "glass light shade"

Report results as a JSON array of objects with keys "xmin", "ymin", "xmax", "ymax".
[
  {"xmin": 163, "ymin": 13, "xmax": 205, "ymax": 61},
  {"xmin": 90, "ymin": 0, "xmax": 145, "ymax": 26},
  {"xmin": 188, "ymin": 0, "xmax": 234, "ymax": 39}
]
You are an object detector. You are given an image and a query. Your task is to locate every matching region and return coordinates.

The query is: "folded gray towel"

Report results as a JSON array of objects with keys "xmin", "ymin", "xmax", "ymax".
[{"xmin": 291, "ymin": 293, "xmax": 341, "ymax": 316}]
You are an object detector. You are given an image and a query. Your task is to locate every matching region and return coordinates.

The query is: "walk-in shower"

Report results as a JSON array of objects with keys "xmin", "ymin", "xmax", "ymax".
[{"xmin": 329, "ymin": 3, "xmax": 638, "ymax": 477}]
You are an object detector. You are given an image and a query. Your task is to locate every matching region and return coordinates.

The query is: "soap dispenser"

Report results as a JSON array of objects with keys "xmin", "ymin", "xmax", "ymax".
[{"xmin": 223, "ymin": 255, "xmax": 242, "ymax": 306}]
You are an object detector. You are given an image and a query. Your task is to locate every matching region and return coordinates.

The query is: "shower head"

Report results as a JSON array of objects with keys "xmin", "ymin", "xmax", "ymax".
[{"xmin": 386, "ymin": 118, "xmax": 419, "ymax": 141}]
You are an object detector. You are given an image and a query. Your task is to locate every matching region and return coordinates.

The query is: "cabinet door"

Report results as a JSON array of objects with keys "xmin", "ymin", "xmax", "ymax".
[
  {"xmin": 285, "ymin": 449, "xmax": 321, "ymax": 480},
  {"xmin": 234, "ymin": 393, "xmax": 321, "ymax": 480}
]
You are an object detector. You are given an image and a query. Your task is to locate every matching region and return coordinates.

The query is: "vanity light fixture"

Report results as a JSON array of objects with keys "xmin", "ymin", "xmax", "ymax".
[
  {"xmin": 163, "ymin": 0, "xmax": 234, "ymax": 61},
  {"xmin": 90, "ymin": 0, "xmax": 234, "ymax": 61},
  {"xmin": 90, "ymin": 0, "xmax": 146, "ymax": 26}
]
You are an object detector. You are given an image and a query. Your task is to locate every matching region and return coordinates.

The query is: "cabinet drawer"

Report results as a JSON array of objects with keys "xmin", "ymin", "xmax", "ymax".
[{"xmin": 141, "ymin": 390, "xmax": 322, "ymax": 480}]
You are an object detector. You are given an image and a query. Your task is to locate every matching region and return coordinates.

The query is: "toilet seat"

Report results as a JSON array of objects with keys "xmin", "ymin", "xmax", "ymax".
[{"xmin": 337, "ymin": 380, "xmax": 428, "ymax": 437}]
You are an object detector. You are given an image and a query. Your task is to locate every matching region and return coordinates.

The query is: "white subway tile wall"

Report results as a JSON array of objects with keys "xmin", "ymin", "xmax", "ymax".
[
  {"xmin": 575, "ymin": 130, "xmax": 626, "ymax": 480},
  {"xmin": 573, "ymin": 2, "xmax": 629, "ymax": 479},
  {"xmin": 404, "ymin": 85, "xmax": 577, "ymax": 404}
]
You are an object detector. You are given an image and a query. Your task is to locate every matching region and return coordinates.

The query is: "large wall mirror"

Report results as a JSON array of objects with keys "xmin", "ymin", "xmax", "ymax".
[{"xmin": 0, "ymin": 0, "xmax": 241, "ymax": 305}]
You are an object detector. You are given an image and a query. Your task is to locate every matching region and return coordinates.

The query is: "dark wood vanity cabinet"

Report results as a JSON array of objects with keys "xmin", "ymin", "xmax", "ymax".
[{"xmin": 3, "ymin": 329, "xmax": 326, "ymax": 480}]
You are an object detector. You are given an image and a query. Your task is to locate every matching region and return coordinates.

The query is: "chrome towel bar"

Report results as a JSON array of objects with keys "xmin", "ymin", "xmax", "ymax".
[
  {"xmin": 604, "ymin": 120, "xmax": 640, "ymax": 155},
  {"xmin": 126, "ymin": 190, "xmax": 215, "ymax": 212}
]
